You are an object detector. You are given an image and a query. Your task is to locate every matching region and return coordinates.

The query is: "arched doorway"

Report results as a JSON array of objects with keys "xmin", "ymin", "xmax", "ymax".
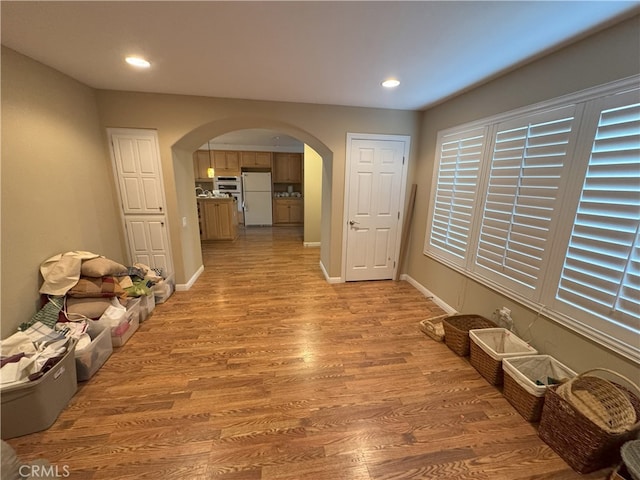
[{"xmin": 171, "ymin": 117, "xmax": 333, "ymax": 289}]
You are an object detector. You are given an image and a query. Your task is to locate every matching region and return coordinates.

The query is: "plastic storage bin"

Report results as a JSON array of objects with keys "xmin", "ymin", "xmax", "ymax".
[
  {"xmin": 140, "ymin": 292, "xmax": 155, "ymax": 322},
  {"xmin": 153, "ymin": 273, "xmax": 174, "ymax": 304},
  {"xmin": 469, "ymin": 328, "xmax": 538, "ymax": 385},
  {"xmin": 1, "ymin": 340, "xmax": 78, "ymax": 439},
  {"xmin": 112, "ymin": 303, "xmax": 140, "ymax": 347},
  {"xmin": 502, "ymin": 355, "xmax": 576, "ymax": 422},
  {"xmin": 126, "ymin": 297, "xmax": 141, "ymax": 325},
  {"xmin": 75, "ymin": 320, "xmax": 113, "ymax": 381}
]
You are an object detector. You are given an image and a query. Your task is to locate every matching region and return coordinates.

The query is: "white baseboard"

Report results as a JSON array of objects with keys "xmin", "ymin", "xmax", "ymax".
[
  {"xmin": 303, "ymin": 242, "xmax": 321, "ymax": 248},
  {"xmin": 176, "ymin": 264, "xmax": 204, "ymax": 291},
  {"xmin": 400, "ymin": 273, "xmax": 457, "ymax": 314},
  {"xmin": 320, "ymin": 260, "xmax": 342, "ymax": 284}
]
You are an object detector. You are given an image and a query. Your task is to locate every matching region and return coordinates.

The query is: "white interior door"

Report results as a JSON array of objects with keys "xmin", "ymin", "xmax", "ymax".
[
  {"xmin": 345, "ymin": 136, "xmax": 408, "ymax": 281},
  {"xmin": 110, "ymin": 130, "xmax": 164, "ymax": 215},
  {"xmin": 125, "ymin": 216, "xmax": 173, "ymax": 276}
]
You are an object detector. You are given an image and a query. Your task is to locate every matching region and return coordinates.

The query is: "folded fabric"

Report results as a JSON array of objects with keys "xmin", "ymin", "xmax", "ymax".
[
  {"xmin": 1, "ymin": 356, "xmax": 37, "ymax": 386},
  {"xmin": 55, "ymin": 320, "xmax": 87, "ymax": 339},
  {"xmin": 81, "ymin": 257, "xmax": 127, "ymax": 278},
  {"xmin": 39, "ymin": 251, "xmax": 100, "ymax": 295},
  {"xmin": 68, "ymin": 276, "xmax": 125, "ymax": 298},
  {"xmin": 0, "ymin": 331, "xmax": 38, "ymax": 357},
  {"xmin": 20, "ymin": 296, "xmax": 64, "ymax": 331},
  {"xmin": 21, "ymin": 322, "xmax": 66, "ymax": 347},
  {"xmin": 117, "ymin": 276, "xmax": 134, "ymax": 289},
  {"xmin": 64, "ymin": 297, "xmax": 112, "ymax": 320},
  {"xmin": 116, "ymin": 266, "xmax": 146, "ymax": 279},
  {"xmin": 124, "ymin": 278, "xmax": 153, "ymax": 297}
]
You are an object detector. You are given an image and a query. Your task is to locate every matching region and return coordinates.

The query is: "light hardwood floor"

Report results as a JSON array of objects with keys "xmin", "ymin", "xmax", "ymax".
[{"xmin": 6, "ymin": 226, "xmax": 611, "ymax": 479}]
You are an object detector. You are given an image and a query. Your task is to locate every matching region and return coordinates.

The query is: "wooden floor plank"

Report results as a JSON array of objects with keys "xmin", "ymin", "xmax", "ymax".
[{"xmin": 5, "ymin": 226, "xmax": 611, "ymax": 479}]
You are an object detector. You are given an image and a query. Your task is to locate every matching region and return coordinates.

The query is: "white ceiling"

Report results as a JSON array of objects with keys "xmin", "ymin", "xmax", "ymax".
[{"xmin": 2, "ymin": 1, "xmax": 639, "ymax": 114}]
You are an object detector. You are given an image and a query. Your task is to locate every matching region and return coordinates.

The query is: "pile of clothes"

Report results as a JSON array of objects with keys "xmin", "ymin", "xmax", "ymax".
[{"xmin": 1, "ymin": 251, "xmax": 164, "ymax": 387}]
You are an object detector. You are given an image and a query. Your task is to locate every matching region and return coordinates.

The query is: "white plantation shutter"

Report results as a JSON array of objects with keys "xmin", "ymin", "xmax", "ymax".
[
  {"xmin": 424, "ymin": 78, "xmax": 640, "ymax": 361},
  {"xmin": 475, "ymin": 107, "xmax": 577, "ymax": 294},
  {"xmin": 556, "ymin": 96, "xmax": 640, "ymax": 343},
  {"xmin": 427, "ymin": 128, "xmax": 486, "ymax": 263}
]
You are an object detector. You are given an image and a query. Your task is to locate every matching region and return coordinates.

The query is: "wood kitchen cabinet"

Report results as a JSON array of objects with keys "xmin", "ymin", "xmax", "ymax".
[
  {"xmin": 193, "ymin": 150, "xmax": 213, "ymax": 180},
  {"xmin": 273, "ymin": 153, "xmax": 302, "ymax": 183},
  {"xmin": 241, "ymin": 151, "xmax": 272, "ymax": 168},
  {"xmin": 199, "ymin": 198, "xmax": 238, "ymax": 240},
  {"xmin": 213, "ymin": 151, "xmax": 240, "ymax": 175},
  {"xmin": 273, "ymin": 198, "xmax": 303, "ymax": 225}
]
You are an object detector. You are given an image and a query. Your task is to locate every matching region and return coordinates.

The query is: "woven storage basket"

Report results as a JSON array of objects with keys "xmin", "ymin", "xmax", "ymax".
[
  {"xmin": 419, "ymin": 314, "xmax": 447, "ymax": 342},
  {"xmin": 441, "ymin": 314, "xmax": 496, "ymax": 356},
  {"xmin": 538, "ymin": 369, "xmax": 640, "ymax": 474},
  {"xmin": 469, "ymin": 329, "xmax": 538, "ymax": 386},
  {"xmin": 502, "ymin": 355, "xmax": 576, "ymax": 423}
]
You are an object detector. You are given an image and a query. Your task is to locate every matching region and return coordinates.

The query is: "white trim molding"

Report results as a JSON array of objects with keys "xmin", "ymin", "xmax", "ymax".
[
  {"xmin": 304, "ymin": 242, "xmax": 321, "ymax": 248},
  {"xmin": 401, "ymin": 274, "xmax": 457, "ymax": 314},
  {"xmin": 320, "ymin": 260, "xmax": 342, "ymax": 284},
  {"xmin": 176, "ymin": 264, "xmax": 204, "ymax": 291}
]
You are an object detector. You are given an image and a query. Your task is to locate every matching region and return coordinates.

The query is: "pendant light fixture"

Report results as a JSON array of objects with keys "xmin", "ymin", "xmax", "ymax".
[{"xmin": 207, "ymin": 140, "xmax": 215, "ymax": 180}]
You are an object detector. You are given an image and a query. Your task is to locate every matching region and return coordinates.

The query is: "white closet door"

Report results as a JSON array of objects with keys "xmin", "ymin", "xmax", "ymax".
[
  {"xmin": 110, "ymin": 130, "xmax": 165, "ymax": 215},
  {"xmin": 109, "ymin": 128, "xmax": 173, "ymax": 276},
  {"xmin": 125, "ymin": 216, "xmax": 173, "ymax": 277}
]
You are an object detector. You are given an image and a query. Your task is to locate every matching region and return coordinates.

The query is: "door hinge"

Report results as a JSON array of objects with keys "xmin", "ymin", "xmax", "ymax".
[
  {"xmin": 394, "ymin": 261, "xmax": 396, "ymax": 268},
  {"xmin": 397, "ymin": 211, "xmax": 400, "ymax": 219},
  {"xmin": 402, "ymin": 156, "xmax": 405, "ymax": 165}
]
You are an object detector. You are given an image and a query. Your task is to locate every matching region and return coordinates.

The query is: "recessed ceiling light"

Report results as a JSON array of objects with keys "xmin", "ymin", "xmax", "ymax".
[
  {"xmin": 382, "ymin": 79, "xmax": 400, "ymax": 88},
  {"xmin": 125, "ymin": 56, "xmax": 151, "ymax": 68}
]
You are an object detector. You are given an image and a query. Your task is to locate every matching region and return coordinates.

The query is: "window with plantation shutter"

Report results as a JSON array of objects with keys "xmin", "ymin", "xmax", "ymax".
[
  {"xmin": 475, "ymin": 107, "xmax": 578, "ymax": 296},
  {"xmin": 424, "ymin": 76, "xmax": 640, "ymax": 362},
  {"xmin": 427, "ymin": 127, "xmax": 486, "ymax": 264},
  {"xmin": 555, "ymin": 93, "xmax": 640, "ymax": 350}
]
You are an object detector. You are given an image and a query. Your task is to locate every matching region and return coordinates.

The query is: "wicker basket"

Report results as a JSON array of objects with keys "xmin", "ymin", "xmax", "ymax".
[
  {"xmin": 502, "ymin": 355, "xmax": 576, "ymax": 423},
  {"xmin": 468, "ymin": 329, "xmax": 538, "ymax": 386},
  {"xmin": 419, "ymin": 315, "xmax": 447, "ymax": 342},
  {"xmin": 538, "ymin": 369, "xmax": 640, "ymax": 474},
  {"xmin": 441, "ymin": 314, "xmax": 496, "ymax": 356}
]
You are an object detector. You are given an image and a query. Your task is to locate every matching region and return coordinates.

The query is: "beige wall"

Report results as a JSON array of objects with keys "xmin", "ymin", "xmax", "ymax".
[
  {"xmin": 1, "ymin": 47, "xmax": 126, "ymax": 336},
  {"xmin": 94, "ymin": 92, "xmax": 421, "ymax": 285},
  {"xmin": 404, "ymin": 15, "xmax": 640, "ymax": 376},
  {"xmin": 303, "ymin": 145, "xmax": 322, "ymax": 244}
]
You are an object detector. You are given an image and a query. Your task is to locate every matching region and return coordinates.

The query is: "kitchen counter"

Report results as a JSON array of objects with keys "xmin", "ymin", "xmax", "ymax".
[{"xmin": 197, "ymin": 197, "xmax": 238, "ymax": 240}]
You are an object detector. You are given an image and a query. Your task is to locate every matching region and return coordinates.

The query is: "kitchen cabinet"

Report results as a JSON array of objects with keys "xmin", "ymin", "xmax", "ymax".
[
  {"xmin": 193, "ymin": 150, "xmax": 213, "ymax": 180},
  {"xmin": 241, "ymin": 151, "xmax": 272, "ymax": 168},
  {"xmin": 273, "ymin": 198, "xmax": 303, "ymax": 225},
  {"xmin": 199, "ymin": 198, "xmax": 238, "ymax": 240},
  {"xmin": 213, "ymin": 151, "xmax": 240, "ymax": 175},
  {"xmin": 273, "ymin": 153, "xmax": 302, "ymax": 183}
]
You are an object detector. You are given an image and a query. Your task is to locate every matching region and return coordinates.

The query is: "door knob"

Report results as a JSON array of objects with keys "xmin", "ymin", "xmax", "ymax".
[{"xmin": 349, "ymin": 220, "xmax": 360, "ymax": 226}]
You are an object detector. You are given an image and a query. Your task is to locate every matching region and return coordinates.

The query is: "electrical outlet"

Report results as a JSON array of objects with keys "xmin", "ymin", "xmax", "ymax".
[{"xmin": 182, "ymin": 216, "xmax": 187, "ymax": 227}]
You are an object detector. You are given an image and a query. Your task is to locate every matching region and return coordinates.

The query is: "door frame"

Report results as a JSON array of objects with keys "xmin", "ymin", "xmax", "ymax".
[{"xmin": 341, "ymin": 133, "xmax": 411, "ymax": 282}]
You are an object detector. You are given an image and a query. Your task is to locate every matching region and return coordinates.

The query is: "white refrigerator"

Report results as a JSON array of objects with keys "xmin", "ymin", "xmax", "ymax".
[{"xmin": 242, "ymin": 172, "xmax": 273, "ymax": 226}]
